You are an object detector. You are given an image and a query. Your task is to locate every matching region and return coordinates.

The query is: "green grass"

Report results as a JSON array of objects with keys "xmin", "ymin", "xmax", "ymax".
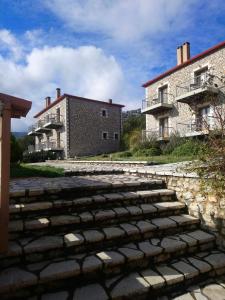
[
  {"xmin": 10, "ymin": 164, "xmax": 64, "ymax": 178},
  {"xmin": 79, "ymin": 152, "xmax": 194, "ymax": 164}
]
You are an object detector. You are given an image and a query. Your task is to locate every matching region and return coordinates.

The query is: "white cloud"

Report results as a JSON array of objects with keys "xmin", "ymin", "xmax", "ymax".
[
  {"xmin": 0, "ymin": 32, "xmax": 130, "ymax": 131},
  {"xmin": 44, "ymin": 0, "xmax": 195, "ymax": 42},
  {"xmin": 0, "ymin": 29, "xmax": 23, "ymax": 60}
]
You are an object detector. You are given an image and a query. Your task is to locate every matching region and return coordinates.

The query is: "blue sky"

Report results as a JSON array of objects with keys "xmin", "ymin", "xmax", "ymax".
[{"xmin": 0, "ymin": 0, "xmax": 225, "ymax": 130}]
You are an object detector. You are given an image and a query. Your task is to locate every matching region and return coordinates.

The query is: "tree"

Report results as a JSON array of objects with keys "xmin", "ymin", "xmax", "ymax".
[
  {"xmin": 11, "ymin": 134, "xmax": 23, "ymax": 163},
  {"xmin": 190, "ymin": 72, "xmax": 225, "ymax": 195}
]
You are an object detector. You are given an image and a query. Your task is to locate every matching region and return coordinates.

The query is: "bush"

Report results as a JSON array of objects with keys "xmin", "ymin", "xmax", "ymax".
[
  {"xmin": 115, "ymin": 151, "xmax": 133, "ymax": 158},
  {"xmin": 128, "ymin": 130, "xmax": 142, "ymax": 151},
  {"xmin": 161, "ymin": 132, "xmax": 183, "ymax": 154},
  {"xmin": 134, "ymin": 147, "xmax": 161, "ymax": 157},
  {"xmin": 23, "ymin": 151, "xmax": 58, "ymax": 163},
  {"xmin": 172, "ymin": 139, "xmax": 203, "ymax": 157}
]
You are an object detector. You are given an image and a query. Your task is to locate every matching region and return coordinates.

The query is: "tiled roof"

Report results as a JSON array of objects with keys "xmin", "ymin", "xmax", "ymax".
[
  {"xmin": 34, "ymin": 94, "xmax": 124, "ymax": 118},
  {"xmin": 142, "ymin": 40, "xmax": 225, "ymax": 88}
]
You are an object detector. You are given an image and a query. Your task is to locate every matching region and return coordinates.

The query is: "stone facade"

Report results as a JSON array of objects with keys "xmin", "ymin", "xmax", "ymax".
[
  {"xmin": 143, "ymin": 43, "xmax": 225, "ymax": 139},
  {"xmin": 67, "ymin": 96, "xmax": 122, "ymax": 157},
  {"xmin": 32, "ymin": 94, "xmax": 123, "ymax": 158}
]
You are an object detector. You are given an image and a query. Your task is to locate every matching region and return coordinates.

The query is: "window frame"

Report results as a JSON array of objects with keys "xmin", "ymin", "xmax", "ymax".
[
  {"xmin": 101, "ymin": 108, "xmax": 108, "ymax": 118},
  {"xmin": 102, "ymin": 131, "xmax": 108, "ymax": 140}
]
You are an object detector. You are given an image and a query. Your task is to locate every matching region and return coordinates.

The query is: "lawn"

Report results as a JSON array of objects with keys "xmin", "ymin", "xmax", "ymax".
[
  {"xmin": 79, "ymin": 152, "xmax": 194, "ymax": 164},
  {"xmin": 10, "ymin": 164, "xmax": 64, "ymax": 178}
]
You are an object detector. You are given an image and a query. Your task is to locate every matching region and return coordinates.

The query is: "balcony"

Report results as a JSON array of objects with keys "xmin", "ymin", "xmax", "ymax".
[
  {"xmin": 27, "ymin": 125, "xmax": 42, "ymax": 136},
  {"xmin": 175, "ymin": 73, "xmax": 219, "ymax": 104},
  {"xmin": 36, "ymin": 140, "xmax": 64, "ymax": 152},
  {"xmin": 43, "ymin": 114, "xmax": 63, "ymax": 129},
  {"xmin": 141, "ymin": 94, "xmax": 173, "ymax": 115},
  {"xmin": 35, "ymin": 120, "xmax": 51, "ymax": 133},
  {"xmin": 142, "ymin": 127, "xmax": 174, "ymax": 141},
  {"xmin": 177, "ymin": 116, "xmax": 217, "ymax": 137}
]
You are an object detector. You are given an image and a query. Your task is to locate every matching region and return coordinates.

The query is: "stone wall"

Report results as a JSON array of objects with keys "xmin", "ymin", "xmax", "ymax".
[
  {"xmin": 68, "ymin": 97, "xmax": 122, "ymax": 157},
  {"xmin": 130, "ymin": 171, "xmax": 225, "ymax": 249}
]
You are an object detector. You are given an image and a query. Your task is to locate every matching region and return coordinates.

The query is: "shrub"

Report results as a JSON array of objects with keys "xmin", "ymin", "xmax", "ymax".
[
  {"xmin": 134, "ymin": 147, "xmax": 161, "ymax": 157},
  {"xmin": 128, "ymin": 130, "xmax": 142, "ymax": 150},
  {"xmin": 116, "ymin": 151, "xmax": 133, "ymax": 158},
  {"xmin": 161, "ymin": 132, "xmax": 183, "ymax": 154},
  {"xmin": 23, "ymin": 151, "xmax": 58, "ymax": 163},
  {"xmin": 172, "ymin": 139, "xmax": 203, "ymax": 157}
]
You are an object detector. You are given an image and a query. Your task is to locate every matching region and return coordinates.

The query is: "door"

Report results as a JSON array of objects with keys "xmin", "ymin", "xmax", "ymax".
[
  {"xmin": 158, "ymin": 85, "xmax": 168, "ymax": 103},
  {"xmin": 159, "ymin": 117, "xmax": 169, "ymax": 138},
  {"xmin": 196, "ymin": 106, "xmax": 210, "ymax": 131}
]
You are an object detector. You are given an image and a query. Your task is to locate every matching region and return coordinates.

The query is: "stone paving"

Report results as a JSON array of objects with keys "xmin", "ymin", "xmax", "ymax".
[
  {"xmin": 169, "ymin": 276, "xmax": 225, "ymax": 299},
  {"xmin": 29, "ymin": 160, "xmax": 196, "ymax": 177},
  {"xmin": 3, "ymin": 166, "xmax": 225, "ymax": 299},
  {"xmin": 10, "ymin": 174, "xmax": 160, "ymax": 197}
]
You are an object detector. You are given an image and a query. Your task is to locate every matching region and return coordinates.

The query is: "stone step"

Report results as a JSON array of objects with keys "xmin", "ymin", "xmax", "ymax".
[
  {"xmin": 9, "ymin": 189, "xmax": 176, "ymax": 218},
  {"xmin": 2, "ymin": 215, "xmax": 200, "ymax": 266},
  {"xmin": 0, "ymin": 247, "xmax": 223, "ymax": 299},
  {"xmin": 10, "ymin": 177, "xmax": 165, "ymax": 204},
  {"xmin": 9, "ymin": 201, "xmax": 186, "ymax": 237}
]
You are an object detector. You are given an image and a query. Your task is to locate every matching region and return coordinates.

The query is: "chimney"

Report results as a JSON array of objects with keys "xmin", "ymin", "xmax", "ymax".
[
  {"xmin": 56, "ymin": 88, "xmax": 61, "ymax": 98},
  {"xmin": 108, "ymin": 99, "xmax": 112, "ymax": 104},
  {"xmin": 45, "ymin": 96, "xmax": 51, "ymax": 108},
  {"xmin": 177, "ymin": 45, "xmax": 183, "ymax": 65},
  {"xmin": 182, "ymin": 42, "xmax": 190, "ymax": 63}
]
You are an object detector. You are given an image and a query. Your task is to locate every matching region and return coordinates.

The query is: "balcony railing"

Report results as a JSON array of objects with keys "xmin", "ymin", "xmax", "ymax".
[
  {"xmin": 141, "ymin": 93, "xmax": 173, "ymax": 114},
  {"xmin": 142, "ymin": 127, "xmax": 174, "ymax": 141},
  {"xmin": 177, "ymin": 116, "xmax": 217, "ymax": 136},
  {"xmin": 175, "ymin": 73, "xmax": 218, "ymax": 102},
  {"xmin": 36, "ymin": 140, "xmax": 64, "ymax": 151},
  {"xmin": 27, "ymin": 124, "xmax": 42, "ymax": 136},
  {"xmin": 43, "ymin": 114, "xmax": 63, "ymax": 129}
]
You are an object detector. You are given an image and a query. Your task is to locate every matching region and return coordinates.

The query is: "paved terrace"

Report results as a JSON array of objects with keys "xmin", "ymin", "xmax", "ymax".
[{"xmin": 29, "ymin": 160, "xmax": 198, "ymax": 177}]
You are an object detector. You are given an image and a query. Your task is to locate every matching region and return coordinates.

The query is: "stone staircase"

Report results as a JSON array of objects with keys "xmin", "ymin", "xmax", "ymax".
[{"xmin": 1, "ymin": 174, "xmax": 225, "ymax": 299}]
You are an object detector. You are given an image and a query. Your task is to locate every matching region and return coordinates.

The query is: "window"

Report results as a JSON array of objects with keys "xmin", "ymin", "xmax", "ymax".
[
  {"xmin": 158, "ymin": 85, "xmax": 168, "ymax": 103},
  {"xmin": 114, "ymin": 133, "xmax": 119, "ymax": 140},
  {"xmin": 101, "ymin": 109, "xmax": 108, "ymax": 117},
  {"xmin": 102, "ymin": 132, "xmax": 108, "ymax": 140}
]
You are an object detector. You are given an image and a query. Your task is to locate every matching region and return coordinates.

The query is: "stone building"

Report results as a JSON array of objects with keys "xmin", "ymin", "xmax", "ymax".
[
  {"xmin": 28, "ymin": 89, "xmax": 124, "ymax": 158},
  {"xmin": 141, "ymin": 41, "xmax": 225, "ymax": 140}
]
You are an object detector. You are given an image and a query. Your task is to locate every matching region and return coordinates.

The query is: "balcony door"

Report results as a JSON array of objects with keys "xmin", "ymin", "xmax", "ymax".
[
  {"xmin": 159, "ymin": 117, "xmax": 169, "ymax": 138},
  {"xmin": 158, "ymin": 85, "xmax": 168, "ymax": 104},
  {"xmin": 194, "ymin": 67, "xmax": 208, "ymax": 88},
  {"xmin": 196, "ymin": 106, "xmax": 211, "ymax": 131}
]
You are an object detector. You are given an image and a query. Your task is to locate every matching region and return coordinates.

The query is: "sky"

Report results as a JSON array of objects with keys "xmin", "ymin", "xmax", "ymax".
[{"xmin": 1, "ymin": 0, "xmax": 225, "ymax": 131}]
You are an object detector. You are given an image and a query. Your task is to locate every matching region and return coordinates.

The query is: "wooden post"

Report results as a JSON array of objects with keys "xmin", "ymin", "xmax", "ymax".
[{"xmin": 0, "ymin": 101, "xmax": 11, "ymax": 253}]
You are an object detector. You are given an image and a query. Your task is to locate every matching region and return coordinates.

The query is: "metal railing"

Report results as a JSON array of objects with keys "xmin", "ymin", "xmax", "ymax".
[
  {"xmin": 177, "ymin": 116, "xmax": 217, "ymax": 135},
  {"xmin": 176, "ymin": 73, "xmax": 215, "ymax": 97},
  {"xmin": 44, "ymin": 114, "xmax": 63, "ymax": 124},
  {"xmin": 142, "ymin": 93, "xmax": 170, "ymax": 110},
  {"xmin": 36, "ymin": 119, "xmax": 45, "ymax": 129},
  {"xmin": 142, "ymin": 127, "xmax": 174, "ymax": 140},
  {"xmin": 28, "ymin": 124, "xmax": 37, "ymax": 133}
]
